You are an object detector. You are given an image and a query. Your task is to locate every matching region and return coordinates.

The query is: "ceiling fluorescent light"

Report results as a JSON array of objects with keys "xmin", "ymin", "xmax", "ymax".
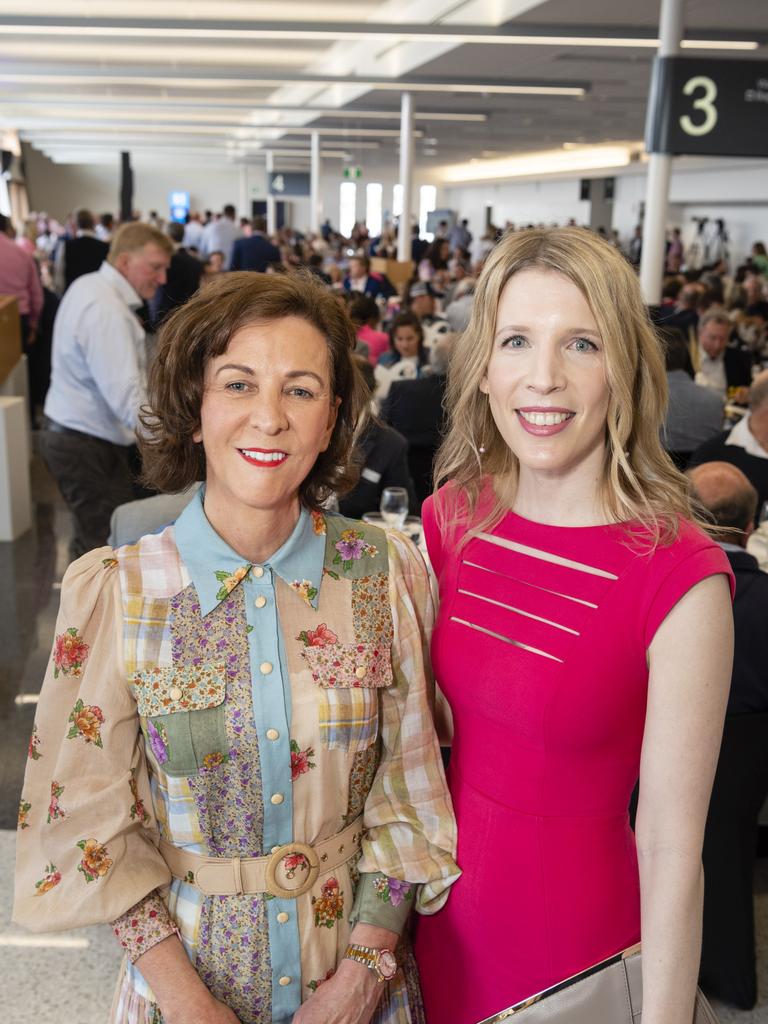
[
  {"xmin": 0, "ymin": 73, "xmax": 584, "ymax": 96},
  {"xmin": 0, "ymin": 23, "xmax": 757, "ymax": 50},
  {"xmin": 440, "ymin": 145, "xmax": 636, "ymax": 183}
]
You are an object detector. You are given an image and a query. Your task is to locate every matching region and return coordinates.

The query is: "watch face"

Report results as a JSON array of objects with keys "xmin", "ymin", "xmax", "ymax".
[{"xmin": 378, "ymin": 950, "xmax": 397, "ymax": 979}]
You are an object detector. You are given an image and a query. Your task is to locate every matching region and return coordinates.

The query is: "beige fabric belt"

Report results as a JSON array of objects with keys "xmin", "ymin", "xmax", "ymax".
[{"xmin": 159, "ymin": 816, "xmax": 364, "ymax": 899}]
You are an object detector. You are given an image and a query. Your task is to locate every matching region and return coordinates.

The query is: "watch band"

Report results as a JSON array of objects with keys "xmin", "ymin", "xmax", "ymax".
[{"xmin": 344, "ymin": 943, "xmax": 396, "ymax": 982}]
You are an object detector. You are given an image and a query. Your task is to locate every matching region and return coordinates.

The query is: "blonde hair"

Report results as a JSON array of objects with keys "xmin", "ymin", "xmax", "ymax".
[
  {"xmin": 433, "ymin": 226, "xmax": 702, "ymax": 546},
  {"xmin": 108, "ymin": 222, "xmax": 173, "ymax": 263}
]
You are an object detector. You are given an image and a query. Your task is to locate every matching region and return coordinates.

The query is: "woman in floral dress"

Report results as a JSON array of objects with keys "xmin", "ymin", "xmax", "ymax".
[{"xmin": 14, "ymin": 271, "xmax": 459, "ymax": 1024}]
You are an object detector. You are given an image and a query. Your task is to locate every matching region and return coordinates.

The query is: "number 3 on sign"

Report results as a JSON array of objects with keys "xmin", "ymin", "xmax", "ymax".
[{"xmin": 680, "ymin": 75, "xmax": 718, "ymax": 136}]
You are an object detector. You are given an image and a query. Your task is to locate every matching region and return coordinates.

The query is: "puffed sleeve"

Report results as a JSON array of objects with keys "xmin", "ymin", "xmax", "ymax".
[
  {"xmin": 350, "ymin": 531, "xmax": 460, "ymax": 933},
  {"xmin": 13, "ymin": 548, "xmax": 171, "ymax": 933}
]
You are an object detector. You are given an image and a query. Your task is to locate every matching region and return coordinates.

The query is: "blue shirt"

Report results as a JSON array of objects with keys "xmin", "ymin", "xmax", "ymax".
[
  {"xmin": 44, "ymin": 262, "xmax": 147, "ymax": 445},
  {"xmin": 174, "ymin": 490, "xmax": 324, "ymax": 1020}
]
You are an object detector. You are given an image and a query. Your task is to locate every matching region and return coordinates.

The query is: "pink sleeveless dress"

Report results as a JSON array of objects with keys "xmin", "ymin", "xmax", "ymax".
[{"xmin": 414, "ymin": 483, "xmax": 733, "ymax": 1024}]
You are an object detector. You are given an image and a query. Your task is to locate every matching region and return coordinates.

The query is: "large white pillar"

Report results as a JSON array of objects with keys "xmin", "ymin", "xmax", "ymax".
[
  {"xmin": 397, "ymin": 92, "xmax": 414, "ymax": 263},
  {"xmin": 639, "ymin": 0, "xmax": 684, "ymax": 303},
  {"xmin": 238, "ymin": 164, "xmax": 248, "ymax": 221},
  {"xmin": 266, "ymin": 150, "xmax": 277, "ymax": 236},
  {"xmin": 310, "ymin": 131, "xmax": 321, "ymax": 235}
]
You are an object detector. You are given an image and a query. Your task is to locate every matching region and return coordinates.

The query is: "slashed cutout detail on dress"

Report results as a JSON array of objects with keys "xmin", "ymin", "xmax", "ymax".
[
  {"xmin": 462, "ymin": 560, "xmax": 599, "ymax": 609},
  {"xmin": 449, "ymin": 616, "xmax": 564, "ymax": 663},
  {"xmin": 457, "ymin": 588, "xmax": 580, "ymax": 636},
  {"xmin": 473, "ymin": 532, "xmax": 619, "ymax": 580}
]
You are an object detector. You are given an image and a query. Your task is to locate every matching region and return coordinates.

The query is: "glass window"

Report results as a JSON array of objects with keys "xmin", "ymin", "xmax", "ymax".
[
  {"xmin": 339, "ymin": 181, "xmax": 357, "ymax": 238},
  {"xmin": 365, "ymin": 183, "xmax": 383, "ymax": 237},
  {"xmin": 419, "ymin": 184, "xmax": 437, "ymax": 243},
  {"xmin": 392, "ymin": 183, "xmax": 403, "ymax": 219}
]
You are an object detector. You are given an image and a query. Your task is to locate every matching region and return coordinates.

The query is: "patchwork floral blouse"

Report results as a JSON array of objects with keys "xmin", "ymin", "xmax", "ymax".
[{"xmin": 14, "ymin": 493, "xmax": 459, "ymax": 1024}]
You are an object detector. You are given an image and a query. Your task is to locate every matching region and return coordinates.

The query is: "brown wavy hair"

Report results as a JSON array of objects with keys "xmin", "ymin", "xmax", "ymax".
[
  {"xmin": 433, "ymin": 226, "xmax": 704, "ymax": 546},
  {"xmin": 139, "ymin": 270, "xmax": 369, "ymax": 508}
]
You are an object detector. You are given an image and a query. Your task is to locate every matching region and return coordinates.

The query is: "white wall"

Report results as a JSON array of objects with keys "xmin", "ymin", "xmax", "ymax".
[
  {"xmin": 24, "ymin": 141, "xmax": 768, "ymax": 268},
  {"xmin": 442, "ymin": 178, "xmax": 591, "ymax": 245},
  {"xmin": 24, "ymin": 144, "xmax": 243, "ymax": 222},
  {"xmin": 24, "ymin": 143, "xmax": 438, "ymax": 235}
]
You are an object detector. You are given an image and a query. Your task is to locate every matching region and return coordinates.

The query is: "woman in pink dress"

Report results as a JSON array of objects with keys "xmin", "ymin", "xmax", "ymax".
[{"xmin": 414, "ymin": 227, "xmax": 735, "ymax": 1024}]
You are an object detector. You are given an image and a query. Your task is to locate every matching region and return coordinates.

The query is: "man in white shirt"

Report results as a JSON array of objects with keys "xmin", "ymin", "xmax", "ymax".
[
  {"xmin": 200, "ymin": 204, "xmax": 240, "ymax": 269},
  {"xmin": 40, "ymin": 222, "xmax": 172, "ymax": 559}
]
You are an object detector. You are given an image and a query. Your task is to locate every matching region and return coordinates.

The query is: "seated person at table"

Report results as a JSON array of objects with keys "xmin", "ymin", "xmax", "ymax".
[
  {"xmin": 339, "ymin": 357, "xmax": 416, "ymax": 520},
  {"xmin": 688, "ymin": 462, "xmax": 768, "ymax": 1011}
]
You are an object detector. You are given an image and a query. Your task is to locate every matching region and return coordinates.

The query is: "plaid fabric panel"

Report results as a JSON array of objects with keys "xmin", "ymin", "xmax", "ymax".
[
  {"xmin": 122, "ymin": 595, "xmax": 171, "ymax": 676},
  {"xmin": 317, "ymin": 685, "xmax": 379, "ymax": 752},
  {"xmin": 150, "ymin": 773, "xmax": 205, "ymax": 850},
  {"xmin": 167, "ymin": 877, "xmax": 205, "ymax": 953},
  {"xmin": 118, "ymin": 528, "xmax": 188, "ymax": 599}
]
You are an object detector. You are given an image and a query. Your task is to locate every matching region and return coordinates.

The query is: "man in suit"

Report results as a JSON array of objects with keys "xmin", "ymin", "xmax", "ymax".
[
  {"xmin": 688, "ymin": 462, "xmax": 768, "ymax": 1010},
  {"xmin": 381, "ymin": 335, "xmax": 451, "ymax": 505},
  {"xmin": 688, "ymin": 370, "xmax": 768, "ymax": 521},
  {"xmin": 695, "ymin": 309, "xmax": 753, "ymax": 399},
  {"xmin": 661, "ymin": 328, "xmax": 724, "ymax": 468},
  {"xmin": 229, "ymin": 216, "xmax": 281, "ymax": 272},
  {"xmin": 54, "ymin": 208, "xmax": 109, "ymax": 294},
  {"xmin": 152, "ymin": 221, "xmax": 204, "ymax": 327}
]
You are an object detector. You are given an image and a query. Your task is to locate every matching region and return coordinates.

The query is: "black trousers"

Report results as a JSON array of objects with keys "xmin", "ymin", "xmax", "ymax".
[
  {"xmin": 700, "ymin": 711, "xmax": 768, "ymax": 1009},
  {"xmin": 39, "ymin": 424, "xmax": 135, "ymax": 561}
]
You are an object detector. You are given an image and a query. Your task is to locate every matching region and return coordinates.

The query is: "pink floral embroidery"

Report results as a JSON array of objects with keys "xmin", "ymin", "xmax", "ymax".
[
  {"xmin": 34, "ymin": 863, "xmax": 61, "ymax": 896},
  {"xmin": 28, "ymin": 726, "xmax": 42, "ymax": 760},
  {"xmin": 290, "ymin": 740, "xmax": 316, "ymax": 781},
  {"xmin": 129, "ymin": 772, "xmax": 149, "ymax": 825},
  {"xmin": 283, "ymin": 853, "xmax": 309, "ymax": 879},
  {"xmin": 53, "ymin": 627, "xmax": 90, "ymax": 679},
  {"xmin": 47, "ymin": 781, "xmax": 65, "ymax": 823},
  {"xmin": 18, "ymin": 800, "xmax": 31, "ymax": 830},
  {"xmin": 296, "ymin": 623, "xmax": 338, "ymax": 648}
]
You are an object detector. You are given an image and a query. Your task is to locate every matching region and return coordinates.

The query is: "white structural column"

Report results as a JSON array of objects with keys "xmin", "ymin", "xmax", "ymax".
[
  {"xmin": 310, "ymin": 131, "xmax": 321, "ymax": 235},
  {"xmin": 639, "ymin": 0, "xmax": 683, "ymax": 303},
  {"xmin": 266, "ymin": 150, "xmax": 277, "ymax": 235},
  {"xmin": 397, "ymin": 92, "xmax": 414, "ymax": 263},
  {"xmin": 238, "ymin": 164, "xmax": 248, "ymax": 220}
]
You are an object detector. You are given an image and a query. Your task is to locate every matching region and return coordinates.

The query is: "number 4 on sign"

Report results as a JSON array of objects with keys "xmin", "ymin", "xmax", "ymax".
[
  {"xmin": 273, "ymin": 174, "xmax": 285, "ymax": 192},
  {"xmin": 680, "ymin": 76, "xmax": 718, "ymax": 137}
]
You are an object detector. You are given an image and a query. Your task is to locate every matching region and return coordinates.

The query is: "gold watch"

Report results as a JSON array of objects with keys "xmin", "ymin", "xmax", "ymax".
[{"xmin": 344, "ymin": 943, "xmax": 397, "ymax": 982}]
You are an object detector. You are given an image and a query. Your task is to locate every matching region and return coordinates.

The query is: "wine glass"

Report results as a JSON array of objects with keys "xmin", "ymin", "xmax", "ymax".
[{"xmin": 379, "ymin": 487, "xmax": 409, "ymax": 531}]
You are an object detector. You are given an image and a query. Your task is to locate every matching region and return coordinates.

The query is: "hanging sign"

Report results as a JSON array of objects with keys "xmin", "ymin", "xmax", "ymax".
[
  {"xmin": 646, "ymin": 56, "xmax": 768, "ymax": 158},
  {"xmin": 268, "ymin": 171, "xmax": 310, "ymax": 196}
]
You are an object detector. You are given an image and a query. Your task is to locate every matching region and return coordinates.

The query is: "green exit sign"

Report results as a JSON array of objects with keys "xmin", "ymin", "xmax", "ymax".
[{"xmin": 343, "ymin": 165, "xmax": 362, "ymax": 179}]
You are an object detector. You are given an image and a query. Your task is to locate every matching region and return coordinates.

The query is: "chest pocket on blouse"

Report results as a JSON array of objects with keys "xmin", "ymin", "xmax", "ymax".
[
  {"xmin": 302, "ymin": 641, "xmax": 393, "ymax": 753},
  {"xmin": 131, "ymin": 663, "xmax": 229, "ymax": 778}
]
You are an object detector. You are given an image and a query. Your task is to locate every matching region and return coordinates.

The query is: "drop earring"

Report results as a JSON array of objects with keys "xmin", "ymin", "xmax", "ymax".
[{"xmin": 478, "ymin": 442, "xmax": 486, "ymax": 455}]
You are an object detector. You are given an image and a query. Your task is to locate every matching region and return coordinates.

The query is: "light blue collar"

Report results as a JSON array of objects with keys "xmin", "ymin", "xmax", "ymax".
[{"xmin": 174, "ymin": 488, "xmax": 325, "ymax": 615}]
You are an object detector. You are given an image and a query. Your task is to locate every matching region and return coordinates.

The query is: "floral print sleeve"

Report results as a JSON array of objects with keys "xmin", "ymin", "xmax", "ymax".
[
  {"xmin": 111, "ymin": 890, "xmax": 179, "ymax": 963},
  {"xmin": 12, "ymin": 549, "xmax": 171, "ymax": 934}
]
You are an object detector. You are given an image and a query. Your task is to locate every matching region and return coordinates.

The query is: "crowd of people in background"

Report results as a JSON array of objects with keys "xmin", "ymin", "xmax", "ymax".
[{"xmin": 3, "ymin": 201, "xmax": 768, "ymax": 551}]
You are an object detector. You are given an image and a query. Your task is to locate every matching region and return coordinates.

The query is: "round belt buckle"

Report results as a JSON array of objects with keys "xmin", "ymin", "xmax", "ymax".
[{"xmin": 265, "ymin": 841, "xmax": 320, "ymax": 899}]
